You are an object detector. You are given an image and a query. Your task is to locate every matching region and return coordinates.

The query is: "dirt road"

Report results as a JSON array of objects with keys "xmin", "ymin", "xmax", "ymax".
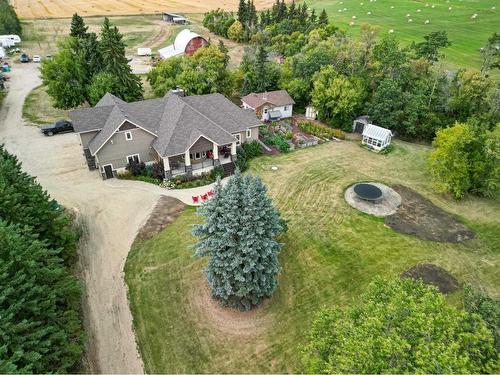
[{"xmin": 0, "ymin": 63, "xmax": 158, "ymax": 373}]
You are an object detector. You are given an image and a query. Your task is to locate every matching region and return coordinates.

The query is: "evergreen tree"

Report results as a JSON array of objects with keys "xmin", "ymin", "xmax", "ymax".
[
  {"xmin": 237, "ymin": 0, "xmax": 248, "ymax": 23},
  {"xmin": 218, "ymin": 39, "xmax": 230, "ymax": 67},
  {"xmin": 254, "ymin": 45, "xmax": 269, "ymax": 92},
  {"xmin": 0, "ymin": 0, "xmax": 22, "ymax": 35},
  {"xmin": 318, "ymin": 9, "xmax": 328, "ymax": 26},
  {"xmin": 309, "ymin": 8, "xmax": 317, "ymax": 24},
  {"xmin": 192, "ymin": 171, "xmax": 284, "ymax": 310},
  {"xmin": 69, "ymin": 13, "xmax": 88, "ymax": 38},
  {"xmin": 0, "ymin": 140, "xmax": 77, "ymax": 263},
  {"xmin": 248, "ymin": 0, "xmax": 257, "ymax": 26},
  {"xmin": 99, "ymin": 18, "xmax": 143, "ymax": 102}
]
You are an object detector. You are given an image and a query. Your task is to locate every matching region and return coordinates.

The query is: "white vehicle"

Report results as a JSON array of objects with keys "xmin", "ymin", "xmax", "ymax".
[
  {"xmin": 0, "ymin": 47, "xmax": 5, "ymax": 59},
  {"xmin": 0, "ymin": 38, "xmax": 15, "ymax": 48},
  {"xmin": 32, "ymin": 55, "xmax": 41, "ymax": 63},
  {"xmin": 0, "ymin": 35, "xmax": 21, "ymax": 45},
  {"xmin": 137, "ymin": 47, "xmax": 152, "ymax": 56}
]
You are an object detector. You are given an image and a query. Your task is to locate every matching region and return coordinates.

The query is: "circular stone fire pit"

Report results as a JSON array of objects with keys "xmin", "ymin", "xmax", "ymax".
[
  {"xmin": 345, "ymin": 182, "xmax": 401, "ymax": 217},
  {"xmin": 353, "ymin": 183, "xmax": 383, "ymax": 203}
]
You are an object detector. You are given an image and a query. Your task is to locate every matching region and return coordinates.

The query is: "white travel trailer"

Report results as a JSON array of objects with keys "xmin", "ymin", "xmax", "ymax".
[
  {"xmin": 0, "ymin": 35, "xmax": 21, "ymax": 45},
  {"xmin": 0, "ymin": 38, "xmax": 15, "ymax": 48}
]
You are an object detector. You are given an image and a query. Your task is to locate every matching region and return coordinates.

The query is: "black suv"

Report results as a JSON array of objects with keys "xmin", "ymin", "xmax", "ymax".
[
  {"xmin": 19, "ymin": 53, "xmax": 30, "ymax": 63},
  {"xmin": 41, "ymin": 120, "xmax": 74, "ymax": 136}
]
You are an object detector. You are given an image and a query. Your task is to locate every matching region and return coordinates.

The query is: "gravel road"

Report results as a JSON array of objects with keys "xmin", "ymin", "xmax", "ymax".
[{"xmin": 0, "ymin": 63, "xmax": 158, "ymax": 373}]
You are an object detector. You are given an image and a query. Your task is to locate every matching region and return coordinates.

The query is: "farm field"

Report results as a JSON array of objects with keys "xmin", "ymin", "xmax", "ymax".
[
  {"xmin": 309, "ymin": 0, "xmax": 500, "ymax": 74},
  {"xmin": 11, "ymin": 0, "xmax": 275, "ymax": 19},
  {"xmin": 125, "ymin": 140, "xmax": 500, "ymax": 373}
]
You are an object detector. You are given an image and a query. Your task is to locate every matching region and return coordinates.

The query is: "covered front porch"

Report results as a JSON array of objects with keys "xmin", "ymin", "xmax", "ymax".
[{"xmin": 163, "ymin": 137, "xmax": 237, "ymax": 178}]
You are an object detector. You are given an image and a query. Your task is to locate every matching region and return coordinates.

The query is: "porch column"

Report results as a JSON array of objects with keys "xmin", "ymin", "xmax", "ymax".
[
  {"xmin": 163, "ymin": 157, "xmax": 172, "ymax": 179},
  {"xmin": 231, "ymin": 141, "xmax": 237, "ymax": 161},
  {"xmin": 184, "ymin": 149, "xmax": 192, "ymax": 176},
  {"xmin": 213, "ymin": 142, "xmax": 220, "ymax": 166}
]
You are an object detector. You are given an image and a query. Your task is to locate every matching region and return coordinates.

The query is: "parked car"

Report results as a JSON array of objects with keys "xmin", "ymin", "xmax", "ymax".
[
  {"xmin": 19, "ymin": 53, "xmax": 29, "ymax": 63},
  {"xmin": 41, "ymin": 120, "xmax": 74, "ymax": 136},
  {"xmin": 46, "ymin": 54, "xmax": 52, "ymax": 60},
  {"xmin": 32, "ymin": 55, "xmax": 41, "ymax": 63}
]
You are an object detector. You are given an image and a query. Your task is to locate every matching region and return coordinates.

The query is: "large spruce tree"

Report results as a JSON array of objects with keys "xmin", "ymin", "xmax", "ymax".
[
  {"xmin": 99, "ymin": 17, "xmax": 143, "ymax": 102},
  {"xmin": 69, "ymin": 13, "xmax": 88, "ymax": 38},
  {"xmin": 0, "ymin": 0, "xmax": 22, "ymax": 35},
  {"xmin": 192, "ymin": 170, "xmax": 284, "ymax": 310}
]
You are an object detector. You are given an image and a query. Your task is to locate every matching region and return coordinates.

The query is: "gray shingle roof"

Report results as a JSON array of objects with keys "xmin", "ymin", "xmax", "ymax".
[
  {"xmin": 70, "ymin": 92, "xmax": 261, "ymax": 157},
  {"xmin": 241, "ymin": 89, "xmax": 295, "ymax": 109}
]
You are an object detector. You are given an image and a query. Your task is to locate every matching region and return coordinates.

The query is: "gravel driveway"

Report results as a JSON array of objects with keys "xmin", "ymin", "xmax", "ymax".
[{"xmin": 0, "ymin": 63, "xmax": 159, "ymax": 373}]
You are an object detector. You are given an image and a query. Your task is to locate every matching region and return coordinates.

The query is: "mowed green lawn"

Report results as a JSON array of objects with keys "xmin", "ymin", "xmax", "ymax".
[
  {"xmin": 125, "ymin": 140, "xmax": 500, "ymax": 373},
  {"xmin": 309, "ymin": 0, "xmax": 499, "ymax": 74}
]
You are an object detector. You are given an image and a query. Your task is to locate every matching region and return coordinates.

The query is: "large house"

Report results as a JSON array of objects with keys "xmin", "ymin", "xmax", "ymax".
[
  {"xmin": 241, "ymin": 90, "xmax": 295, "ymax": 121},
  {"xmin": 158, "ymin": 29, "xmax": 208, "ymax": 59},
  {"xmin": 70, "ymin": 92, "xmax": 261, "ymax": 179}
]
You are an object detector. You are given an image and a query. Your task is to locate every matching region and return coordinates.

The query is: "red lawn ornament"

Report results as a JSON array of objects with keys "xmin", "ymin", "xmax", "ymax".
[{"xmin": 192, "ymin": 196, "xmax": 199, "ymax": 203}]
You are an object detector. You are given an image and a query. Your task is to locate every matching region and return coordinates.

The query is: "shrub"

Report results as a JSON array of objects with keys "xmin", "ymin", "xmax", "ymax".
[
  {"xmin": 125, "ymin": 160, "xmax": 146, "ymax": 176},
  {"xmin": 298, "ymin": 121, "xmax": 346, "ymax": 139},
  {"xmin": 266, "ymin": 135, "xmax": 290, "ymax": 153},
  {"xmin": 235, "ymin": 146, "xmax": 249, "ymax": 171},
  {"xmin": 464, "ymin": 284, "xmax": 500, "ymax": 352},
  {"xmin": 241, "ymin": 140, "xmax": 263, "ymax": 159}
]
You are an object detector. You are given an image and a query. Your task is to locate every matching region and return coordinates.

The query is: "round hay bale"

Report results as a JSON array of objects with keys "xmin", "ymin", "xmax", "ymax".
[{"xmin": 401, "ymin": 264, "xmax": 459, "ymax": 294}]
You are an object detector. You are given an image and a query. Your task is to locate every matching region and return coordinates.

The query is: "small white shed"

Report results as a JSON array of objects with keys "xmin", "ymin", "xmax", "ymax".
[{"xmin": 362, "ymin": 124, "xmax": 393, "ymax": 151}]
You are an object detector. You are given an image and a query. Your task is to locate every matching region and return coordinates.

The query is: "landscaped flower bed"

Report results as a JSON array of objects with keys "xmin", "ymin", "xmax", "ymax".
[{"xmin": 298, "ymin": 121, "xmax": 345, "ymax": 140}]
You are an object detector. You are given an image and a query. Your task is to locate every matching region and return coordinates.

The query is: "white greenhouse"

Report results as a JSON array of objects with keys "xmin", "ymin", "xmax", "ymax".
[{"xmin": 362, "ymin": 124, "xmax": 393, "ymax": 151}]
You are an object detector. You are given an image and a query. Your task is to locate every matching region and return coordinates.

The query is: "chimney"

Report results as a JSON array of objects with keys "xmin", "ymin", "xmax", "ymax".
[{"xmin": 171, "ymin": 87, "xmax": 185, "ymax": 97}]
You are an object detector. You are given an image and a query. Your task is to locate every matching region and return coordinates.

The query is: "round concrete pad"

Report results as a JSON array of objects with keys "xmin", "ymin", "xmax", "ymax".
[
  {"xmin": 344, "ymin": 182, "xmax": 401, "ymax": 217},
  {"xmin": 401, "ymin": 264, "xmax": 459, "ymax": 294}
]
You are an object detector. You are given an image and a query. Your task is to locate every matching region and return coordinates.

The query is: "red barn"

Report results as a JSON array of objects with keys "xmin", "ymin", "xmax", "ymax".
[{"xmin": 158, "ymin": 29, "xmax": 209, "ymax": 59}]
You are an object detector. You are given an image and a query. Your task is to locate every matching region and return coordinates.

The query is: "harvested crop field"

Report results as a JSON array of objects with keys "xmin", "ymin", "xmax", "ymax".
[{"xmin": 12, "ymin": 0, "xmax": 275, "ymax": 19}]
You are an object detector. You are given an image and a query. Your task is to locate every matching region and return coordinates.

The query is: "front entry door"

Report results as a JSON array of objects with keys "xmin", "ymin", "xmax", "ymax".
[{"xmin": 103, "ymin": 165, "xmax": 114, "ymax": 179}]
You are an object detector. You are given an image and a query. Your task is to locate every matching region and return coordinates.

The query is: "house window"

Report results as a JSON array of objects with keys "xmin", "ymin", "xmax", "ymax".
[
  {"xmin": 234, "ymin": 133, "xmax": 241, "ymax": 145},
  {"xmin": 127, "ymin": 154, "xmax": 140, "ymax": 164},
  {"xmin": 195, "ymin": 152, "xmax": 201, "ymax": 160},
  {"xmin": 125, "ymin": 131, "xmax": 133, "ymax": 141},
  {"xmin": 263, "ymin": 107, "xmax": 268, "ymax": 114},
  {"xmin": 246, "ymin": 128, "xmax": 252, "ymax": 138},
  {"xmin": 201, "ymin": 151, "xmax": 207, "ymax": 158},
  {"xmin": 284, "ymin": 106, "xmax": 288, "ymax": 111}
]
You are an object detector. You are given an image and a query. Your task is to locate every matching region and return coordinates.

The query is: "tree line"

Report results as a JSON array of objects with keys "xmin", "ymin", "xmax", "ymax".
[
  {"xmin": 203, "ymin": 0, "xmax": 328, "ymax": 44},
  {"xmin": 0, "ymin": 0, "xmax": 22, "ymax": 36},
  {"xmin": 0, "ymin": 146, "xmax": 84, "ymax": 372},
  {"xmin": 41, "ymin": 14, "xmax": 142, "ymax": 109}
]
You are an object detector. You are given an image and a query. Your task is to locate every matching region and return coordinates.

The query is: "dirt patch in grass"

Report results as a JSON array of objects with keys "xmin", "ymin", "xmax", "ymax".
[
  {"xmin": 401, "ymin": 264, "xmax": 459, "ymax": 294},
  {"xmin": 385, "ymin": 185, "xmax": 475, "ymax": 243},
  {"xmin": 136, "ymin": 196, "xmax": 186, "ymax": 241},
  {"xmin": 189, "ymin": 278, "xmax": 272, "ymax": 337}
]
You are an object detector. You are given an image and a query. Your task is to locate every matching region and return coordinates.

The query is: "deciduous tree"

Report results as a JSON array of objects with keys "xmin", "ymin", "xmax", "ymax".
[{"xmin": 302, "ymin": 277, "xmax": 497, "ymax": 374}]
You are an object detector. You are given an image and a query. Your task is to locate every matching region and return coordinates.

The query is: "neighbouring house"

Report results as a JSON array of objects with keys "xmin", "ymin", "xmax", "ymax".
[
  {"xmin": 353, "ymin": 115, "xmax": 371, "ymax": 133},
  {"xmin": 162, "ymin": 12, "xmax": 187, "ymax": 24},
  {"xmin": 241, "ymin": 90, "xmax": 295, "ymax": 122},
  {"xmin": 158, "ymin": 29, "xmax": 208, "ymax": 59},
  {"xmin": 70, "ymin": 92, "xmax": 261, "ymax": 180},
  {"xmin": 362, "ymin": 124, "xmax": 393, "ymax": 151}
]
